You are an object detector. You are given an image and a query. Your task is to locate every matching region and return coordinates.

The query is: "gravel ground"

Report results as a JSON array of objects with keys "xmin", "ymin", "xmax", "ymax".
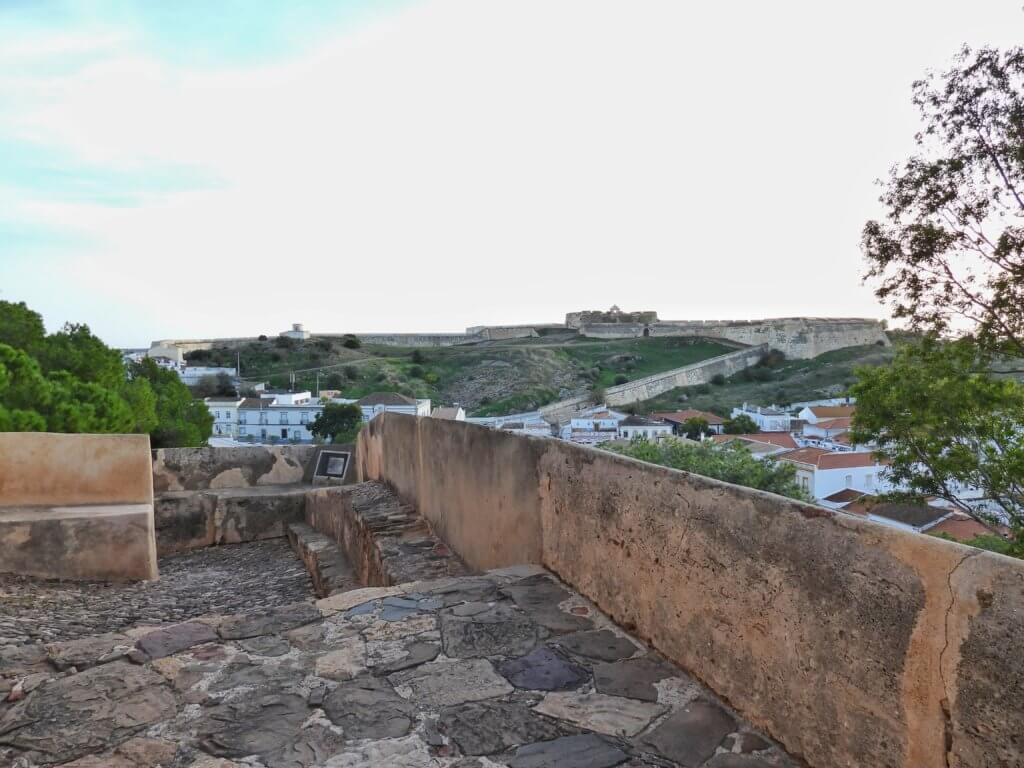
[{"xmin": 0, "ymin": 539, "xmax": 315, "ymax": 646}]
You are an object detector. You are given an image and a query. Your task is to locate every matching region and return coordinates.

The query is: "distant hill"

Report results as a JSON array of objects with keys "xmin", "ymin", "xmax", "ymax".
[{"xmin": 186, "ymin": 335, "xmax": 736, "ymax": 416}]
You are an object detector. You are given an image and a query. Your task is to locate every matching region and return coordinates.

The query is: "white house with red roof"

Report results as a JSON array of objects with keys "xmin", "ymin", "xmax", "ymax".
[
  {"xmin": 774, "ymin": 447, "xmax": 892, "ymax": 500},
  {"xmin": 651, "ymin": 410, "xmax": 726, "ymax": 436}
]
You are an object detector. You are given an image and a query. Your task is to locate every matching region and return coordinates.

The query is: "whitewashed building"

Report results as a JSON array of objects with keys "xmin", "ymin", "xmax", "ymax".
[
  {"xmin": 617, "ymin": 415, "xmax": 673, "ymax": 440},
  {"xmin": 205, "ymin": 396, "xmax": 245, "ymax": 438},
  {"xmin": 731, "ymin": 403, "xmax": 792, "ymax": 432},
  {"xmin": 774, "ymin": 447, "xmax": 892, "ymax": 500},
  {"xmin": 355, "ymin": 392, "xmax": 431, "ymax": 422}
]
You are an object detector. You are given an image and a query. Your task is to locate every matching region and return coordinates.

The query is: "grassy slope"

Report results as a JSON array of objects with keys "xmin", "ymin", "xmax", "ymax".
[
  {"xmin": 188, "ymin": 336, "xmax": 734, "ymax": 416},
  {"xmin": 629, "ymin": 343, "xmax": 897, "ymax": 415}
]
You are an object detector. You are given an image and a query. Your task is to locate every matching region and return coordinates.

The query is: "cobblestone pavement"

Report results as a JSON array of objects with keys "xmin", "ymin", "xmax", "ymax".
[
  {"xmin": 0, "ymin": 566, "xmax": 796, "ymax": 768},
  {"xmin": 0, "ymin": 540, "xmax": 314, "ymax": 646}
]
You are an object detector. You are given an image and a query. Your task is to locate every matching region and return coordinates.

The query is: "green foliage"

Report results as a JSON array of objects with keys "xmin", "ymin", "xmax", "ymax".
[
  {"xmin": 680, "ymin": 417, "xmax": 709, "ymax": 440},
  {"xmin": 850, "ymin": 338, "xmax": 1024, "ymax": 534},
  {"xmin": 724, "ymin": 414, "xmax": 759, "ymax": 434},
  {"xmin": 193, "ymin": 372, "xmax": 236, "ymax": 398},
  {"xmin": 0, "ymin": 301, "xmax": 46, "ymax": 354},
  {"xmin": 342, "ymin": 335, "xmax": 361, "ymax": 349},
  {"xmin": 309, "ymin": 403, "xmax": 363, "ymax": 443},
  {"xmin": 409, "ymin": 365, "xmax": 426, "ymax": 379},
  {"xmin": 932, "ymin": 531, "xmax": 1019, "ymax": 557},
  {"xmin": 132, "ymin": 359, "xmax": 213, "ymax": 448},
  {"xmin": 710, "ymin": 373, "xmax": 726, "ymax": 386},
  {"xmin": 863, "ymin": 45, "xmax": 1024, "ymax": 358},
  {"xmin": 411, "ymin": 349, "xmax": 427, "ymax": 364},
  {"xmin": 608, "ymin": 439, "xmax": 811, "ymax": 501},
  {"xmin": 613, "ymin": 374, "xmax": 628, "ymax": 385},
  {"xmin": 0, "ymin": 301, "xmax": 211, "ymax": 446}
]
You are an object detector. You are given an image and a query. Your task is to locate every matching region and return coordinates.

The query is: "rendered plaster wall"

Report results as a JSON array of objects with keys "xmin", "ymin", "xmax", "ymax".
[
  {"xmin": 356, "ymin": 413, "xmax": 1024, "ymax": 768},
  {"xmin": 152, "ymin": 445, "xmax": 317, "ymax": 492},
  {"xmin": 0, "ymin": 432, "xmax": 153, "ymax": 507},
  {"xmin": 0, "ymin": 433, "xmax": 157, "ymax": 581}
]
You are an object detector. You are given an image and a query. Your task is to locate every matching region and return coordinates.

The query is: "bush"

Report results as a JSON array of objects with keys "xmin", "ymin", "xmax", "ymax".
[
  {"xmin": 409, "ymin": 365, "xmax": 425, "ymax": 379},
  {"xmin": 423, "ymin": 372, "xmax": 439, "ymax": 384},
  {"xmin": 710, "ymin": 373, "xmax": 726, "ymax": 386},
  {"xmin": 694, "ymin": 384, "xmax": 711, "ymax": 394},
  {"xmin": 344, "ymin": 365, "xmax": 359, "ymax": 379},
  {"xmin": 613, "ymin": 374, "xmax": 629, "ymax": 385},
  {"xmin": 258, "ymin": 334, "xmax": 268, "ymax": 342},
  {"xmin": 342, "ymin": 335, "xmax": 361, "ymax": 349},
  {"xmin": 411, "ymin": 350, "xmax": 427, "ymax": 364},
  {"xmin": 608, "ymin": 439, "xmax": 810, "ymax": 501}
]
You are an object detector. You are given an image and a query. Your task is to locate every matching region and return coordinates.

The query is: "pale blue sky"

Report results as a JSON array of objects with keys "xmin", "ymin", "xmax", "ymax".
[{"xmin": 2, "ymin": 1, "xmax": 1023, "ymax": 347}]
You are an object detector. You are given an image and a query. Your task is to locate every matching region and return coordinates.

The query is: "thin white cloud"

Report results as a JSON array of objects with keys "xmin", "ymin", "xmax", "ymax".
[{"xmin": 3, "ymin": 0, "xmax": 1023, "ymax": 345}]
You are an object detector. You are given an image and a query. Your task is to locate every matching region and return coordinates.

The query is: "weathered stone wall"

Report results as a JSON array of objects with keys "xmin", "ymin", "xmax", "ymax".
[
  {"xmin": 356, "ymin": 413, "xmax": 1024, "ymax": 768},
  {"xmin": 538, "ymin": 345, "xmax": 768, "ymax": 422},
  {"xmin": 152, "ymin": 445, "xmax": 317, "ymax": 492},
  {"xmin": 580, "ymin": 317, "xmax": 889, "ymax": 359},
  {"xmin": 0, "ymin": 433, "xmax": 157, "ymax": 581}
]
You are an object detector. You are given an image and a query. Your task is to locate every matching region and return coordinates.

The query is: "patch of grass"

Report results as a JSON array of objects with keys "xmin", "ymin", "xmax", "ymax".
[
  {"xmin": 561, "ymin": 338, "xmax": 734, "ymax": 387},
  {"xmin": 471, "ymin": 388, "xmax": 560, "ymax": 417}
]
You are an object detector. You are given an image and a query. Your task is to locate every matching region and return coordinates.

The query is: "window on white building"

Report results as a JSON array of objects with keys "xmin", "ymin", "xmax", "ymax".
[
  {"xmin": 865, "ymin": 473, "xmax": 874, "ymax": 488},
  {"xmin": 845, "ymin": 474, "xmax": 854, "ymax": 488},
  {"xmin": 280, "ymin": 413, "xmax": 289, "ymax": 425}
]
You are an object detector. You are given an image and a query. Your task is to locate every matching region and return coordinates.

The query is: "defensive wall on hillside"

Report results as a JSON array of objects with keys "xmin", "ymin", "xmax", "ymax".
[
  {"xmin": 539, "ymin": 344, "xmax": 770, "ymax": 422},
  {"xmin": 357, "ymin": 413, "xmax": 1024, "ymax": 768},
  {"xmin": 148, "ymin": 316, "xmax": 888, "ymax": 359}
]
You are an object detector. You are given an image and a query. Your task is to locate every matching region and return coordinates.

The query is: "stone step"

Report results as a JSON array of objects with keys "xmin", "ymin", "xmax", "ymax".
[
  {"xmin": 305, "ymin": 481, "xmax": 471, "ymax": 586},
  {"xmin": 287, "ymin": 522, "xmax": 359, "ymax": 598}
]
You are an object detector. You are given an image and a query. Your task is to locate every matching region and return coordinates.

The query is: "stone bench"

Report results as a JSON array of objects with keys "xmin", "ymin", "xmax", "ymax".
[{"xmin": 0, "ymin": 433, "xmax": 158, "ymax": 582}]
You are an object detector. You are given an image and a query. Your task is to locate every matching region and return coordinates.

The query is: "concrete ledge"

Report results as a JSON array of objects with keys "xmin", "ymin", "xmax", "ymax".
[
  {"xmin": 152, "ymin": 445, "xmax": 317, "ymax": 493},
  {"xmin": 154, "ymin": 485, "xmax": 309, "ymax": 555},
  {"xmin": 0, "ymin": 504, "xmax": 158, "ymax": 581}
]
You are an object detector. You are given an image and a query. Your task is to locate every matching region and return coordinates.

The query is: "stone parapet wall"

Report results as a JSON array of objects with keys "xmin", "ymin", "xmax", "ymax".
[{"xmin": 356, "ymin": 413, "xmax": 1024, "ymax": 768}]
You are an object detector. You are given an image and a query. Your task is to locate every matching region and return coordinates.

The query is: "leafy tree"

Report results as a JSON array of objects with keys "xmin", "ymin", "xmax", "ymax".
[
  {"xmin": 194, "ymin": 372, "xmax": 236, "ymax": 398},
  {"xmin": 862, "ymin": 46, "xmax": 1024, "ymax": 358},
  {"xmin": 613, "ymin": 374, "xmax": 628, "ymax": 385},
  {"xmin": 710, "ymin": 373, "xmax": 726, "ymax": 386},
  {"xmin": 342, "ymin": 335, "xmax": 361, "ymax": 349},
  {"xmin": 131, "ymin": 359, "xmax": 213, "ymax": 448},
  {"xmin": 309, "ymin": 403, "xmax": 363, "ymax": 443},
  {"xmin": 608, "ymin": 438, "xmax": 810, "ymax": 501},
  {"xmin": 680, "ymin": 417, "xmax": 710, "ymax": 441},
  {"xmin": 411, "ymin": 349, "xmax": 427, "ymax": 364},
  {"xmin": 723, "ymin": 414, "xmax": 758, "ymax": 434},
  {"xmin": 0, "ymin": 301, "xmax": 45, "ymax": 354},
  {"xmin": 38, "ymin": 323, "xmax": 129, "ymax": 390},
  {"xmin": 850, "ymin": 338, "xmax": 1024, "ymax": 541},
  {"xmin": 324, "ymin": 372, "xmax": 344, "ymax": 389}
]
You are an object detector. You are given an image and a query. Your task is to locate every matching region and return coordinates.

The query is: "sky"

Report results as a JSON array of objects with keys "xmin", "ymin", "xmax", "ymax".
[{"xmin": 2, "ymin": 1, "xmax": 1023, "ymax": 348}]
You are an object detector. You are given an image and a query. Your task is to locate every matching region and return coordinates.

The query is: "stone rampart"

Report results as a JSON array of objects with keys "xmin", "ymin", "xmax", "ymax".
[
  {"xmin": 0, "ymin": 433, "xmax": 158, "ymax": 581},
  {"xmin": 580, "ymin": 317, "xmax": 889, "ymax": 359},
  {"xmin": 539, "ymin": 345, "xmax": 768, "ymax": 422},
  {"xmin": 356, "ymin": 413, "xmax": 1024, "ymax": 768}
]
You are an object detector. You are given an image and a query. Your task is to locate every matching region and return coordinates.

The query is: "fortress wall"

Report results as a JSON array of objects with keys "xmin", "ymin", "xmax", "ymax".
[
  {"xmin": 538, "ymin": 345, "xmax": 767, "ymax": 422},
  {"xmin": 580, "ymin": 318, "xmax": 889, "ymax": 359},
  {"xmin": 358, "ymin": 413, "xmax": 1024, "ymax": 768},
  {"xmin": 351, "ymin": 333, "xmax": 481, "ymax": 347}
]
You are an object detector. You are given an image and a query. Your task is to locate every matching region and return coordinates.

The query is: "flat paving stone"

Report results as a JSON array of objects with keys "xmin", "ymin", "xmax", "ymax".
[
  {"xmin": 501, "ymin": 575, "xmax": 594, "ymax": 634},
  {"xmin": 325, "ymin": 734, "xmax": 435, "ymax": 767},
  {"xmin": 642, "ymin": 698, "xmax": 737, "ymax": 767},
  {"xmin": 136, "ymin": 621, "xmax": 217, "ymax": 659},
  {"xmin": 594, "ymin": 654, "xmax": 681, "ymax": 702},
  {"xmin": 389, "ymin": 658, "xmax": 513, "ymax": 707},
  {"xmin": 237, "ymin": 634, "xmax": 292, "ymax": 657},
  {"xmin": 0, "ymin": 661, "xmax": 175, "ymax": 765},
  {"xmin": 441, "ymin": 603, "xmax": 543, "ymax": 658},
  {"xmin": 322, "ymin": 675, "xmax": 415, "ymax": 739},
  {"xmin": 45, "ymin": 632, "xmax": 132, "ymax": 671},
  {"xmin": 217, "ymin": 601, "xmax": 320, "ymax": 640},
  {"xmin": 499, "ymin": 646, "xmax": 589, "ymax": 691},
  {"xmin": 198, "ymin": 692, "xmax": 311, "ymax": 758},
  {"xmin": 507, "ymin": 733, "xmax": 629, "ymax": 768},
  {"xmin": 439, "ymin": 699, "xmax": 572, "ymax": 755},
  {"xmin": 534, "ymin": 691, "xmax": 666, "ymax": 737},
  {"xmin": 704, "ymin": 755, "xmax": 777, "ymax": 768},
  {"xmin": 553, "ymin": 629, "xmax": 639, "ymax": 662}
]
